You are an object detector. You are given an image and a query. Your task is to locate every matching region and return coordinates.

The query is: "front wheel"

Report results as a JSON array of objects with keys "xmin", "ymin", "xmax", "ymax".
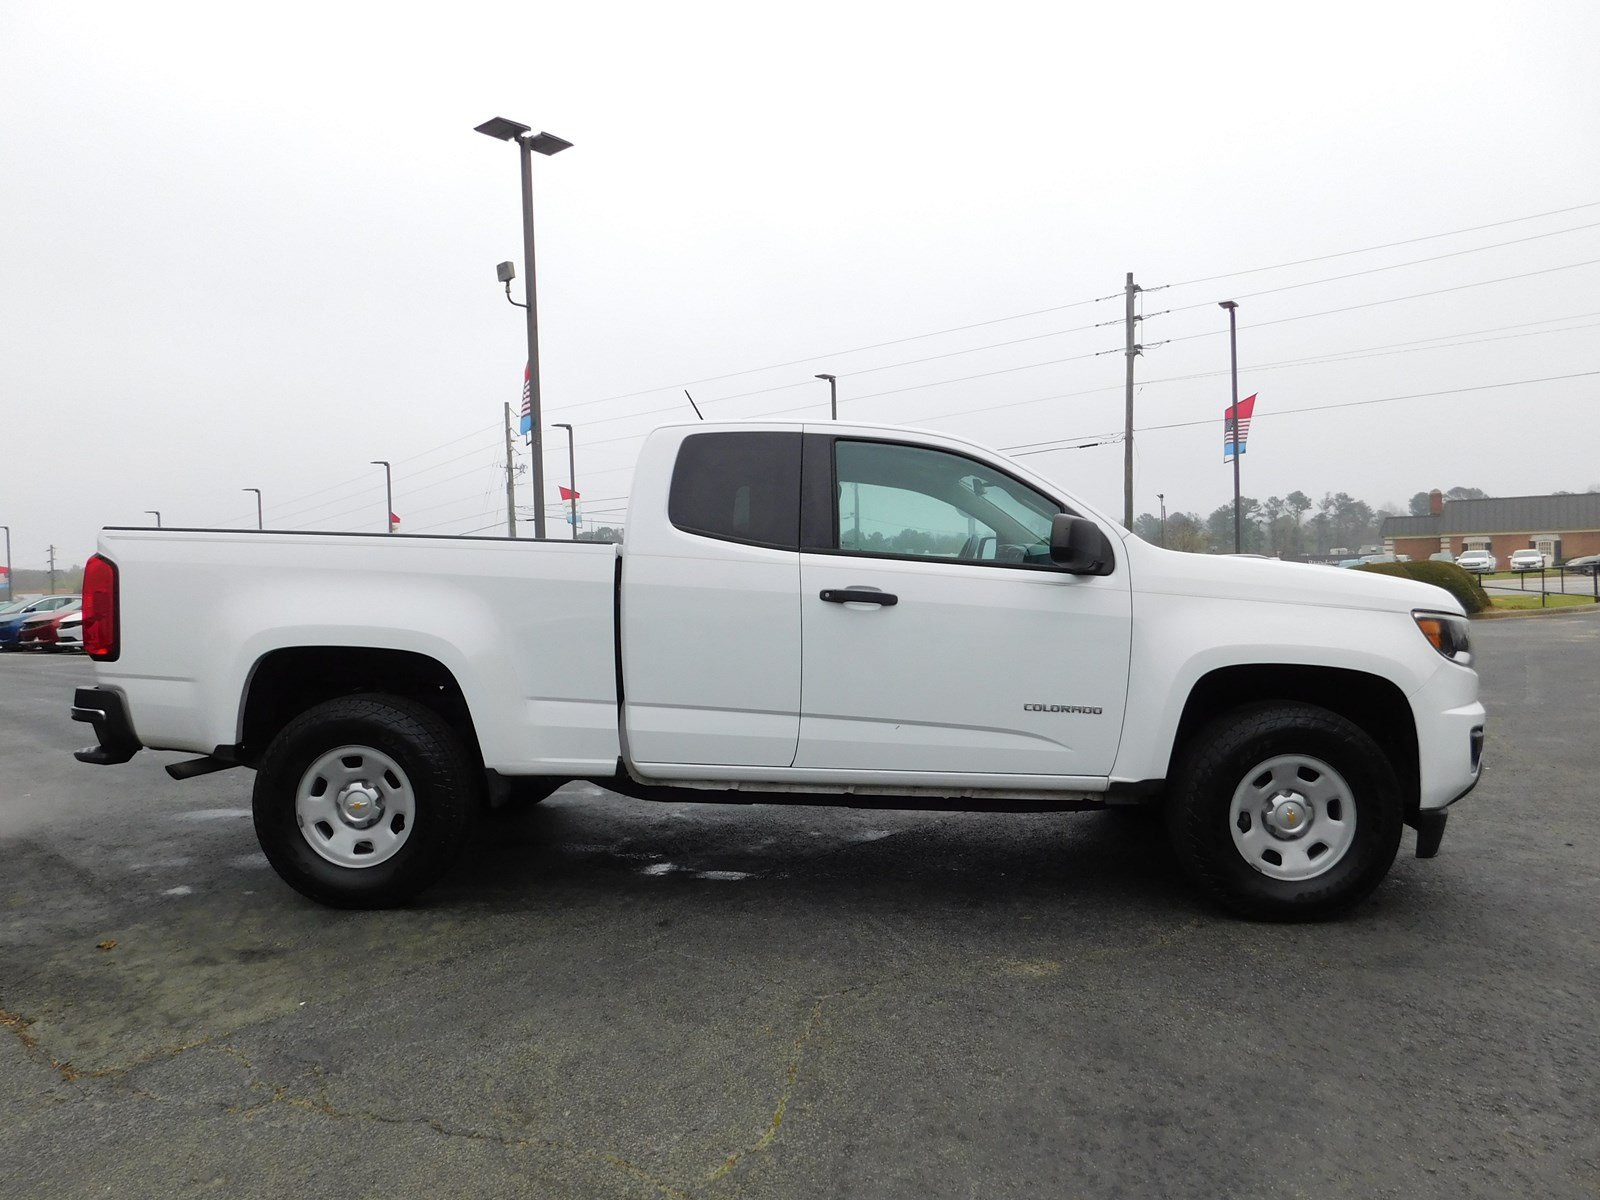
[
  {"xmin": 1167, "ymin": 702, "xmax": 1403, "ymax": 921},
  {"xmin": 252, "ymin": 694, "xmax": 481, "ymax": 908}
]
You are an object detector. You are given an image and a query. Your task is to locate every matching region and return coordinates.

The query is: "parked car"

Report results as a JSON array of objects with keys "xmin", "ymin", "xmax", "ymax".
[
  {"xmin": 54, "ymin": 609, "xmax": 84, "ymax": 651},
  {"xmin": 1565, "ymin": 554, "xmax": 1600, "ymax": 575},
  {"xmin": 1456, "ymin": 550, "xmax": 1497, "ymax": 573},
  {"xmin": 19, "ymin": 600, "xmax": 83, "ymax": 651},
  {"xmin": 0, "ymin": 595, "xmax": 80, "ymax": 649},
  {"xmin": 1509, "ymin": 549, "xmax": 1549, "ymax": 572},
  {"xmin": 1428, "ymin": 552, "xmax": 1455, "ymax": 563}
]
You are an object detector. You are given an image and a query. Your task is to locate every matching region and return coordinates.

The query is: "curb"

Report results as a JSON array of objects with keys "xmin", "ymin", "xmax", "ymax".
[{"xmin": 1473, "ymin": 601, "xmax": 1600, "ymax": 620}]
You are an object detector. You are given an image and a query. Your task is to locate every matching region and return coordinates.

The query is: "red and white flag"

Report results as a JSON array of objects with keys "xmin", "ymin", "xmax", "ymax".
[
  {"xmin": 519, "ymin": 364, "xmax": 533, "ymax": 438},
  {"xmin": 558, "ymin": 486, "xmax": 580, "ymax": 502},
  {"xmin": 1224, "ymin": 394, "xmax": 1257, "ymax": 463},
  {"xmin": 389, "ymin": 512, "xmax": 401, "ymax": 531}
]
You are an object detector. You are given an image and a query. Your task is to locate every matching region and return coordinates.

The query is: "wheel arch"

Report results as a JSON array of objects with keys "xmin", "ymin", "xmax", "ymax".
[
  {"xmin": 238, "ymin": 646, "xmax": 483, "ymax": 769},
  {"xmin": 1167, "ymin": 664, "xmax": 1420, "ymax": 811}
]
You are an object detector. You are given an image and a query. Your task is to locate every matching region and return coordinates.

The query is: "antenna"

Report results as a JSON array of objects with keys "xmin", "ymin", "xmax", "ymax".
[{"xmin": 683, "ymin": 389, "xmax": 705, "ymax": 420}]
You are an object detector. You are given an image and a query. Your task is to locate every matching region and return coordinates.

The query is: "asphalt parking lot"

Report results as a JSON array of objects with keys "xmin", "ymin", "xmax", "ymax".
[{"xmin": 3, "ymin": 612, "xmax": 1599, "ymax": 1200}]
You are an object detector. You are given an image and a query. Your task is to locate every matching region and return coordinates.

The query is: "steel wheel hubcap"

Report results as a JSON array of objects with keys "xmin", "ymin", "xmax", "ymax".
[
  {"xmin": 1229, "ymin": 754, "xmax": 1356, "ymax": 881},
  {"xmin": 295, "ymin": 745, "xmax": 416, "ymax": 868}
]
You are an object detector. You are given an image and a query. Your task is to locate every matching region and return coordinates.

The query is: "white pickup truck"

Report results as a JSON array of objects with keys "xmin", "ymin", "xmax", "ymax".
[{"xmin": 72, "ymin": 421, "xmax": 1484, "ymax": 919}]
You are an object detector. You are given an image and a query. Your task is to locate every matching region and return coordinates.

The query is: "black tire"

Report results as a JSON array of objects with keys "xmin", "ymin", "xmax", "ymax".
[
  {"xmin": 252, "ymin": 694, "xmax": 481, "ymax": 909},
  {"xmin": 1167, "ymin": 701, "xmax": 1403, "ymax": 921}
]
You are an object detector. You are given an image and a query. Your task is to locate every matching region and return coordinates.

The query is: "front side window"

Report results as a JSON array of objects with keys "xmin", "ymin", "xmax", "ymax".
[
  {"xmin": 833, "ymin": 440, "xmax": 1063, "ymax": 565},
  {"xmin": 668, "ymin": 431, "xmax": 802, "ymax": 549}
]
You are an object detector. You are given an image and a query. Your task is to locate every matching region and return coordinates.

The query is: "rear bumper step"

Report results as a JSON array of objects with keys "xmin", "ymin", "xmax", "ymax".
[{"xmin": 71, "ymin": 687, "xmax": 143, "ymax": 765}]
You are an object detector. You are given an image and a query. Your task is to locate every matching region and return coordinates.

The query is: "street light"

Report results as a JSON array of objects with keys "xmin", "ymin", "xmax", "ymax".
[
  {"xmin": 476, "ymin": 116, "xmax": 573, "ymax": 539},
  {"xmin": 551, "ymin": 423, "xmax": 578, "ymax": 540},
  {"xmin": 242, "ymin": 487, "xmax": 262, "ymax": 530},
  {"xmin": 144, "ymin": 510, "xmax": 162, "ymax": 528},
  {"xmin": 815, "ymin": 373, "xmax": 837, "ymax": 420},
  {"xmin": 1219, "ymin": 301, "xmax": 1242, "ymax": 554},
  {"xmin": 1157, "ymin": 493, "xmax": 1166, "ymax": 548},
  {"xmin": 371, "ymin": 460, "xmax": 393, "ymax": 533}
]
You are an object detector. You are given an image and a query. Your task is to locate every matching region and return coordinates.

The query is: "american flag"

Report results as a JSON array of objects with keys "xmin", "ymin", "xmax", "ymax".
[
  {"xmin": 519, "ymin": 362, "xmax": 532, "ymax": 439},
  {"xmin": 1224, "ymin": 393, "xmax": 1257, "ymax": 462}
]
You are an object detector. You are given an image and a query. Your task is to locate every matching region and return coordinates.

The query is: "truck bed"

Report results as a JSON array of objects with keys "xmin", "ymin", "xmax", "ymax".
[{"xmin": 92, "ymin": 528, "xmax": 622, "ymax": 774}]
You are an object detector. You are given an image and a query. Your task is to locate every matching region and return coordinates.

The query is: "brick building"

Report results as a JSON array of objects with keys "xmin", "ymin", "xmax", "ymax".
[{"xmin": 1381, "ymin": 490, "xmax": 1600, "ymax": 564}]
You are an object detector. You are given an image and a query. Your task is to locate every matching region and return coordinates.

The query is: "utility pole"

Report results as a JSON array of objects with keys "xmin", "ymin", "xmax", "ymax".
[
  {"xmin": 1, "ymin": 525, "xmax": 10, "ymax": 601},
  {"xmin": 1123, "ymin": 272, "xmax": 1141, "ymax": 529},
  {"xmin": 47, "ymin": 545, "xmax": 57, "ymax": 594},
  {"xmin": 1157, "ymin": 494, "xmax": 1166, "ymax": 548},
  {"xmin": 503, "ymin": 403, "xmax": 518, "ymax": 538}
]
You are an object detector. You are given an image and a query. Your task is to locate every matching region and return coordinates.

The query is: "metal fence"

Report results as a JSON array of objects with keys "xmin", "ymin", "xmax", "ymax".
[{"xmin": 1479, "ymin": 566, "xmax": 1600, "ymax": 607}]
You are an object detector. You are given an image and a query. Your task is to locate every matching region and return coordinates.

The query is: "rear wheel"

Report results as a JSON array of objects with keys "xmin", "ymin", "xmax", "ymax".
[
  {"xmin": 252, "ymin": 694, "xmax": 481, "ymax": 908},
  {"xmin": 1167, "ymin": 702, "xmax": 1403, "ymax": 920}
]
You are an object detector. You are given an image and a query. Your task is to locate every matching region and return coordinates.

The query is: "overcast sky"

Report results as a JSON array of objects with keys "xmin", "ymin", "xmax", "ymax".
[{"xmin": 4, "ymin": 1, "xmax": 1598, "ymax": 572}]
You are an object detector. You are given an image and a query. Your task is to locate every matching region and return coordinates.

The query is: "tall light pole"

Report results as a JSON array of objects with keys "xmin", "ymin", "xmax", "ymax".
[
  {"xmin": 815, "ymin": 373, "xmax": 837, "ymax": 420},
  {"xmin": 551, "ymin": 422, "xmax": 578, "ymax": 540},
  {"xmin": 144, "ymin": 510, "xmax": 162, "ymax": 528},
  {"xmin": 371, "ymin": 460, "xmax": 393, "ymax": 533},
  {"xmin": 1220, "ymin": 300, "xmax": 1242, "ymax": 554},
  {"xmin": 242, "ymin": 487, "xmax": 262, "ymax": 530},
  {"xmin": 1157, "ymin": 493, "xmax": 1166, "ymax": 548},
  {"xmin": 475, "ymin": 117, "xmax": 572, "ymax": 539},
  {"xmin": 1, "ymin": 525, "xmax": 10, "ymax": 601}
]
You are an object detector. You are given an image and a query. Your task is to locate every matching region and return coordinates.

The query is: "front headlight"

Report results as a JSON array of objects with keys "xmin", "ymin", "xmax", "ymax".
[{"xmin": 1414, "ymin": 610, "xmax": 1472, "ymax": 666}]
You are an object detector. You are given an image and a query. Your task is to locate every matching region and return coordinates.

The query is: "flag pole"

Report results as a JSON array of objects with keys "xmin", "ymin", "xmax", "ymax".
[{"xmin": 1220, "ymin": 300, "xmax": 1241, "ymax": 553}]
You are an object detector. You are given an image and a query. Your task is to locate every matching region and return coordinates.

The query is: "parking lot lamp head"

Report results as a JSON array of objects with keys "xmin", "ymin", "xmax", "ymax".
[{"xmin": 144, "ymin": 510, "xmax": 162, "ymax": 528}]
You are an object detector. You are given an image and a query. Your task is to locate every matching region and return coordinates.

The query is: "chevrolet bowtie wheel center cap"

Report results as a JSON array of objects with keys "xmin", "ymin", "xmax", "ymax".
[
  {"xmin": 337, "ymin": 782, "xmax": 385, "ymax": 829},
  {"xmin": 1264, "ymin": 793, "xmax": 1311, "ymax": 839}
]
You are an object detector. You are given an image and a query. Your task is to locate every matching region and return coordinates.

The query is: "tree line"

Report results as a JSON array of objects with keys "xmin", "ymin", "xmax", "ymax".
[{"xmin": 1134, "ymin": 487, "xmax": 1483, "ymax": 558}]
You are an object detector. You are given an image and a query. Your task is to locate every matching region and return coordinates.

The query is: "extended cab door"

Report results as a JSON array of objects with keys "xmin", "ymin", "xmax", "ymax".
[
  {"xmin": 796, "ymin": 434, "xmax": 1132, "ymax": 779},
  {"xmin": 620, "ymin": 429, "xmax": 803, "ymax": 769}
]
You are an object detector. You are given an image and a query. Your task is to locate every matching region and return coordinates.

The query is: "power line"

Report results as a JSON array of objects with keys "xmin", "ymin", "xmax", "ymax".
[
  {"xmin": 1145, "ymin": 257, "xmax": 1600, "ymax": 351},
  {"xmin": 526, "ymin": 201, "xmax": 1600, "ymax": 438},
  {"xmin": 540, "ymin": 293, "xmax": 1121, "ymax": 417},
  {"xmin": 1004, "ymin": 370, "xmax": 1600, "ymax": 456},
  {"xmin": 1146, "ymin": 220, "xmax": 1600, "ymax": 317},
  {"xmin": 1149, "ymin": 199, "xmax": 1600, "ymax": 292}
]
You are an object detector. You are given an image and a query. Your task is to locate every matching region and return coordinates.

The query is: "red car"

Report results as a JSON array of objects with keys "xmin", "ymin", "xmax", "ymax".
[{"xmin": 18, "ymin": 601, "xmax": 82, "ymax": 651}]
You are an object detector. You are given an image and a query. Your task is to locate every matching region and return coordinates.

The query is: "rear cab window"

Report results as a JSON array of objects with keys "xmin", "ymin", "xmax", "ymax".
[{"xmin": 667, "ymin": 431, "xmax": 802, "ymax": 550}]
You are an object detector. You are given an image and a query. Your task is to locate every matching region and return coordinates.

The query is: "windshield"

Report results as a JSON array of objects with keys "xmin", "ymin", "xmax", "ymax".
[{"xmin": 0, "ymin": 599, "xmax": 31, "ymax": 615}]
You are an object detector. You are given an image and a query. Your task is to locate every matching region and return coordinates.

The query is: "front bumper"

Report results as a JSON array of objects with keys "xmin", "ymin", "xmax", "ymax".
[
  {"xmin": 71, "ymin": 687, "xmax": 143, "ymax": 765},
  {"xmin": 1410, "ymin": 662, "xmax": 1485, "ymax": 812}
]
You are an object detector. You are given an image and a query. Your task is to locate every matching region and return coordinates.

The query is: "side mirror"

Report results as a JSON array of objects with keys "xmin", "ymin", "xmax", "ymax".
[{"xmin": 1049, "ymin": 514, "xmax": 1115, "ymax": 575}]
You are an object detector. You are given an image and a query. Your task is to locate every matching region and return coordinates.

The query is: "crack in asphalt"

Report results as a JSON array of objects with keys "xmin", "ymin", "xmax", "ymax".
[
  {"xmin": 1, "ymin": 1003, "xmax": 84, "ymax": 1083},
  {"xmin": 705, "ymin": 980, "xmax": 875, "ymax": 1186}
]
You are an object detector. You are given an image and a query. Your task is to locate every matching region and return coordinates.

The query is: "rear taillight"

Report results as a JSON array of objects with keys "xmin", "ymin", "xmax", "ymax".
[{"xmin": 84, "ymin": 554, "xmax": 119, "ymax": 660}]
